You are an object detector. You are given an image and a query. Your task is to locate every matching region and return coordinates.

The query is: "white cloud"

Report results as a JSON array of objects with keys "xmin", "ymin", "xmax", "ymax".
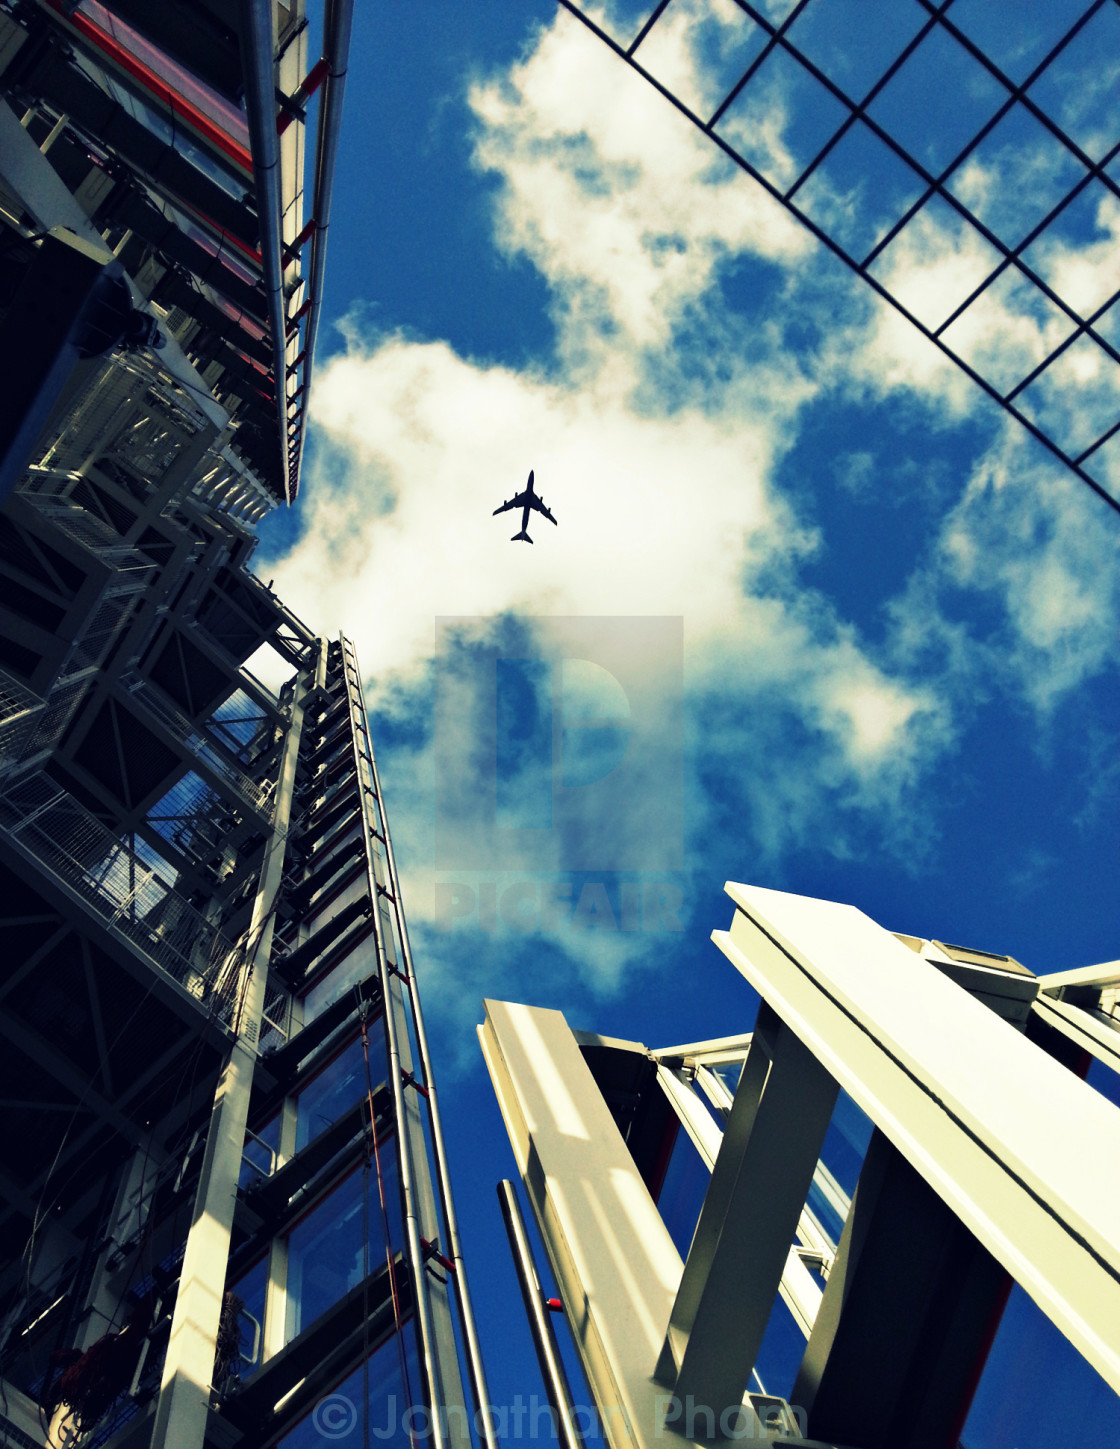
[
  {"xmin": 470, "ymin": 6, "xmax": 810, "ymax": 357},
  {"xmin": 887, "ymin": 425, "xmax": 1120, "ymax": 716},
  {"xmin": 259, "ymin": 7, "xmax": 1120, "ymax": 1011}
]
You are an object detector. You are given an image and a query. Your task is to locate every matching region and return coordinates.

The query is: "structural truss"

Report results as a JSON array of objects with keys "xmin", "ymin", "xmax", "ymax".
[{"xmin": 560, "ymin": 0, "xmax": 1120, "ymax": 514}]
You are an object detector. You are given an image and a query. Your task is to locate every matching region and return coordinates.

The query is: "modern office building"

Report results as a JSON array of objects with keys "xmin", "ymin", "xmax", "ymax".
[
  {"xmin": 0, "ymin": 3, "xmax": 491, "ymax": 1447},
  {"xmin": 482, "ymin": 883, "xmax": 1120, "ymax": 1448}
]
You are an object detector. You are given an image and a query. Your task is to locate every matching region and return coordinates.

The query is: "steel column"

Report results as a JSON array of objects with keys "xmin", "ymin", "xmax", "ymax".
[{"xmin": 149, "ymin": 647, "xmax": 319, "ymax": 1449}]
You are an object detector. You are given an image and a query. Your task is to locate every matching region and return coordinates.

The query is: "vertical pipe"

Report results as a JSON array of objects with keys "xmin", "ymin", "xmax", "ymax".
[
  {"xmin": 497, "ymin": 1180, "xmax": 584, "ymax": 1449},
  {"xmin": 340, "ymin": 637, "xmax": 447, "ymax": 1449},
  {"xmin": 361, "ymin": 715, "xmax": 497, "ymax": 1449}
]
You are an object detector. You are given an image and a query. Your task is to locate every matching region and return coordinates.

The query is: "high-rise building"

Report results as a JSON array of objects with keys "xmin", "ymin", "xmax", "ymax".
[
  {"xmin": 482, "ymin": 883, "xmax": 1120, "ymax": 1448},
  {"xmin": 0, "ymin": 4, "xmax": 491, "ymax": 1448}
]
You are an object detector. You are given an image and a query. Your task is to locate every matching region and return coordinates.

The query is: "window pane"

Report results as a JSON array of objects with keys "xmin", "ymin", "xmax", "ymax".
[
  {"xmin": 284, "ymin": 1160, "xmax": 401, "ymax": 1343},
  {"xmin": 960, "ymin": 1282, "xmax": 1120, "ymax": 1447},
  {"xmin": 278, "ymin": 1328, "xmax": 420, "ymax": 1449},
  {"xmin": 657, "ymin": 1125, "xmax": 710, "ymax": 1259},
  {"xmin": 302, "ymin": 936, "xmax": 378, "ymax": 1023},
  {"xmin": 295, "ymin": 1030, "xmax": 388, "ymax": 1153},
  {"xmin": 751, "ymin": 1292, "xmax": 805, "ymax": 1402},
  {"xmin": 228, "ymin": 1255, "xmax": 268, "ymax": 1380},
  {"xmin": 819, "ymin": 1088, "xmax": 873, "ymax": 1199},
  {"xmin": 239, "ymin": 1112, "xmax": 279, "ymax": 1190}
]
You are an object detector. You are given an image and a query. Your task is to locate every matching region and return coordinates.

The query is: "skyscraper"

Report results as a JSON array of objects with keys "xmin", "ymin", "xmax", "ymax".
[{"xmin": 0, "ymin": 4, "xmax": 490, "ymax": 1447}]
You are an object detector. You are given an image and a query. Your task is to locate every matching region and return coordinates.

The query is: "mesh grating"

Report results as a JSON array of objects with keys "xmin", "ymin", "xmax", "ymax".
[{"xmin": 0, "ymin": 773, "xmax": 241, "ymax": 1022}]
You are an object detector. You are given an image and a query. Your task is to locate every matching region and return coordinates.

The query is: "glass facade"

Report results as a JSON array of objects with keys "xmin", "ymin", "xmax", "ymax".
[
  {"xmin": 278, "ymin": 1332, "xmax": 421, "ymax": 1449},
  {"xmin": 961, "ymin": 1282, "xmax": 1120, "ymax": 1449},
  {"xmin": 230, "ymin": 1255, "xmax": 269, "ymax": 1380},
  {"xmin": 211, "ymin": 637, "xmax": 485, "ymax": 1444},
  {"xmin": 0, "ymin": 2, "xmax": 498, "ymax": 1444},
  {"xmin": 284, "ymin": 1163, "xmax": 400, "ymax": 1343},
  {"xmin": 295, "ymin": 1031, "xmax": 388, "ymax": 1153},
  {"xmin": 657, "ymin": 1125, "xmax": 710, "ymax": 1260},
  {"xmin": 302, "ymin": 936, "xmax": 378, "ymax": 1023}
]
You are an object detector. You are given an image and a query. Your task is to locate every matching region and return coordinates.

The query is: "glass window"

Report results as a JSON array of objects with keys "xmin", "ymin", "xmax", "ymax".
[
  {"xmin": 228, "ymin": 1255, "xmax": 268, "ymax": 1380},
  {"xmin": 750, "ymin": 1292, "xmax": 806, "ymax": 1402},
  {"xmin": 818, "ymin": 1089, "xmax": 873, "ymax": 1199},
  {"xmin": 239, "ymin": 1112, "xmax": 280, "ymax": 1190},
  {"xmin": 81, "ymin": 0, "xmax": 249, "ymax": 145},
  {"xmin": 284, "ymin": 1160, "xmax": 401, "ymax": 1343},
  {"xmin": 70, "ymin": 49, "xmax": 247, "ymax": 199},
  {"xmin": 278, "ymin": 1328, "xmax": 420, "ymax": 1449},
  {"xmin": 1086, "ymin": 1056, "xmax": 1120, "ymax": 1110},
  {"xmin": 295, "ymin": 1029, "xmax": 388, "ymax": 1153},
  {"xmin": 657, "ymin": 1125, "xmax": 710, "ymax": 1260},
  {"xmin": 302, "ymin": 937, "xmax": 379, "ymax": 1024},
  {"xmin": 207, "ymin": 290, "xmax": 268, "ymax": 343},
  {"xmin": 305, "ymin": 876, "xmax": 367, "ymax": 938},
  {"xmin": 712, "ymin": 1059, "xmax": 745, "ymax": 1095}
]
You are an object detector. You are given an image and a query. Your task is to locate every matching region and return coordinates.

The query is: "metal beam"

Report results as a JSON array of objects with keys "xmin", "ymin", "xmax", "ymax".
[
  {"xmin": 497, "ymin": 1179, "xmax": 584, "ymax": 1449},
  {"xmin": 713, "ymin": 882, "xmax": 1120, "ymax": 1395},
  {"xmin": 149, "ymin": 644, "xmax": 316, "ymax": 1449},
  {"xmin": 480, "ymin": 998, "xmax": 682, "ymax": 1449},
  {"xmin": 657, "ymin": 1003, "xmax": 837, "ymax": 1427},
  {"xmin": 238, "ymin": 0, "xmax": 292, "ymax": 501},
  {"xmin": 359, "ymin": 662, "xmax": 496, "ymax": 1449},
  {"xmin": 289, "ymin": 0, "xmax": 355, "ymax": 492},
  {"xmin": 1031, "ymin": 994, "xmax": 1120, "ymax": 1078}
]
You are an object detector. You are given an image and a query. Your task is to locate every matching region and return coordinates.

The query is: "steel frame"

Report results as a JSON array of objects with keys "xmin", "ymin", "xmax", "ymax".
[
  {"xmin": 340, "ymin": 634, "xmax": 497, "ymax": 1449},
  {"xmin": 559, "ymin": 0, "xmax": 1120, "ymax": 514}
]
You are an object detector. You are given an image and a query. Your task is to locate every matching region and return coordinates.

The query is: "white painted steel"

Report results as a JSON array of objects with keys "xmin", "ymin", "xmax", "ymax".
[
  {"xmin": 150, "ymin": 652, "xmax": 315, "ymax": 1449},
  {"xmin": 715, "ymin": 882, "xmax": 1120, "ymax": 1395},
  {"xmin": 480, "ymin": 999, "xmax": 684, "ymax": 1449}
]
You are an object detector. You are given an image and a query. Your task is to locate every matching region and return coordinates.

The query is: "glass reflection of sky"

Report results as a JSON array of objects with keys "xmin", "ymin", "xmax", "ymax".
[
  {"xmin": 278, "ymin": 1329, "xmax": 420, "ymax": 1449},
  {"xmin": 81, "ymin": 0, "xmax": 249, "ymax": 144},
  {"xmin": 295, "ymin": 1030, "xmax": 387, "ymax": 1151},
  {"xmin": 285, "ymin": 1161, "xmax": 400, "ymax": 1342},
  {"xmin": 962, "ymin": 1282, "xmax": 1120, "ymax": 1448},
  {"xmin": 657, "ymin": 1124, "xmax": 709, "ymax": 1260}
]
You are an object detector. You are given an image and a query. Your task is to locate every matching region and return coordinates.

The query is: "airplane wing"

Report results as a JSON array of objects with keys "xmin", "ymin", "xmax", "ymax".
[
  {"xmin": 493, "ymin": 490, "xmax": 529, "ymax": 516},
  {"xmin": 529, "ymin": 494, "xmax": 558, "ymax": 525}
]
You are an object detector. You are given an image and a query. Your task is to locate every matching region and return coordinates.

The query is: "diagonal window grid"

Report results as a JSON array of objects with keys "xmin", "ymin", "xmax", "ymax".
[{"xmin": 558, "ymin": 0, "xmax": 1120, "ymax": 512}]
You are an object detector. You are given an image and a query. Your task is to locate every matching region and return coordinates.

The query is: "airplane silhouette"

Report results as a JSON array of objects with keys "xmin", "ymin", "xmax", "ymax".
[{"xmin": 492, "ymin": 469, "xmax": 557, "ymax": 543}]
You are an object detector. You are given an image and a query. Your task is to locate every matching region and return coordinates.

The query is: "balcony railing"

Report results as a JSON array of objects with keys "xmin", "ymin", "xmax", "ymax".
[
  {"xmin": 122, "ymin": 672, "xmax": 276, "ymax": 821},
  {"xmin": 0, "ymin": 773, "xmax": 242, "ymax": 1025}
]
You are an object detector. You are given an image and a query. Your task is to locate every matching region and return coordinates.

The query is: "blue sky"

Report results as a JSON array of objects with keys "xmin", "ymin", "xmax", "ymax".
[{"xmin": 256, "ymin": 2, "xmax": 1120, "ymax": 1439}]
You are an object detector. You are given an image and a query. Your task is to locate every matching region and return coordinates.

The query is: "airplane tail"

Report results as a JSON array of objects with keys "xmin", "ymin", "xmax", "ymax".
[{"xmin": 512, "ymin": 530, "xmax": 533, "ymax": 544}]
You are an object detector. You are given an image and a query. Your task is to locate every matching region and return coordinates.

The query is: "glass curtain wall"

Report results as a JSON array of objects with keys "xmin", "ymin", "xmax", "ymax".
[{"xmin": 221, "ymin": 636, "xmax": 486, "ymax": 1448}]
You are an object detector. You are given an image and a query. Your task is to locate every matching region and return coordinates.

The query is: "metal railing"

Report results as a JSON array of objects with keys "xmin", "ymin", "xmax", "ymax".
[
  {"xmin": 0, "ymin": 773, "xmax": 241, "ymax": 1023},
  {"xmin": 122, "ymin": 673, "xmax": 276, "ymax": 820},
  {"xmin": 0, "ymin": 669, "xmax": 45, "ymax": 767}
]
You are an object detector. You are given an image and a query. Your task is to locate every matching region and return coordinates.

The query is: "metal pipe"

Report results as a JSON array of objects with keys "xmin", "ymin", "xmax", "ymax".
[
  {"xmin": 366, "ymin": 743, "xmax": 498, "ymax": 1449},
  {"xmin": 289, "ymin": 0, "xmax": 354, "ymax": 494},
  {"xmin": 341, "ymin": 637, "xmax": 447, "ymax": 1449},
  {"xmin": 496, "ymin": 1181, "xmax": 584, "ymax": 1449},
  {"xmin": 238, "ymin": 0, "xmax": 292, "ymax": 502}
]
